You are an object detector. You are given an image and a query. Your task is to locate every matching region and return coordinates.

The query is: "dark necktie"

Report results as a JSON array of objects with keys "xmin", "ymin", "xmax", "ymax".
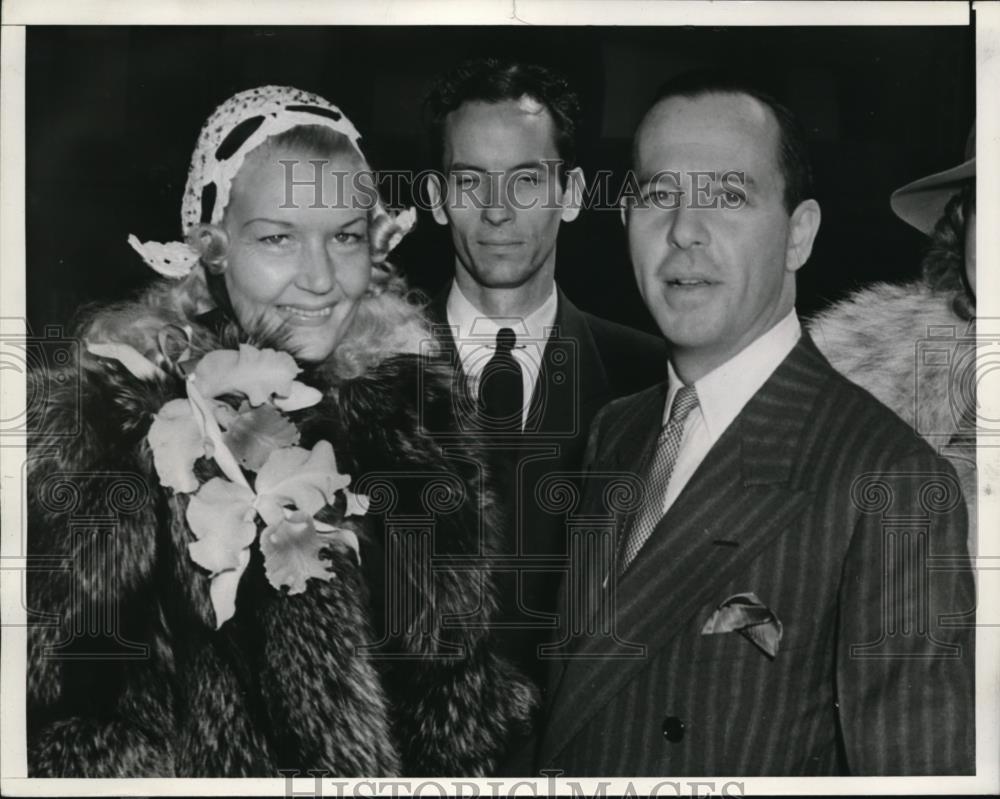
[
  {"xmin": 478, "ymin": 327, "xmax": 523, "ymax": 433},
  {"xmin": 617, "ymin": 384, "xmax": 700, "ymax": 575}
]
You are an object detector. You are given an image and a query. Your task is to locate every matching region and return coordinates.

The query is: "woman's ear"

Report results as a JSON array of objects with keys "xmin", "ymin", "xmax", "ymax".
[
  {"xmin": 187, "ymin": 223, "xmax": 230, "ymax": 271},
  {"xmin": 785, "ymin": 199, "xmax": 821, "ymax": 273}
]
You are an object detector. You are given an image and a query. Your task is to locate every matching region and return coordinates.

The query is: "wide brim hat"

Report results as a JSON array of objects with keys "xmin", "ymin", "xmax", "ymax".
[{"xmin": 890, "ymin": 127, "xmax": 975, "ymax": 235}]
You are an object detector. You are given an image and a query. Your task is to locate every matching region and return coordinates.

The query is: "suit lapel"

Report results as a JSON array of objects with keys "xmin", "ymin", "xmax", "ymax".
[
  {"xmin": 544, "ymin": 380, "xmax": 667, "ymax": 698},
  {"xmin": 594, "ymin": 379, "xmax": 667, "ymax": 477},
  {"xmin": 541, "ymin": 334, "xmax": 833, "ymax": 764},
  {"xmin": 425, "ymin": 288, "xmax": 459, "ymax": 365},
  {"xmin": 526, "ymin": 290, "xmax": 612, "ymax": 446}
]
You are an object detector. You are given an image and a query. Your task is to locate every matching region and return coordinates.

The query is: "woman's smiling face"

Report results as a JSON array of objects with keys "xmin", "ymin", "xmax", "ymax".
[{"xmin": 221, "ymin": 138, "xmax": 373, "ymax": 362}]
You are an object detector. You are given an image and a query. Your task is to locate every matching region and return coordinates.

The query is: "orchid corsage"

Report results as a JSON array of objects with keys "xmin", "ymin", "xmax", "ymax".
[{"xmin": 87, "ymin": 335, "xmax": 367, "ymax": 629}]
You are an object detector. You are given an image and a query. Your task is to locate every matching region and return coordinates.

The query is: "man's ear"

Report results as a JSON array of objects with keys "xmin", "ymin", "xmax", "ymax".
[
  {"xmin": 427, "ymin": 173, "xmax": 448, "ymax": 226},
  {"xmin": 619, "ymin": 196, "xmax": 629, "ymax": 228},
  {"xmin": 785, "ymin": 198, "xmax": 821, "ymax": 273},
  {"xmin": 560, "ymin": 167, "xmax": 585, "ymax": 223}
]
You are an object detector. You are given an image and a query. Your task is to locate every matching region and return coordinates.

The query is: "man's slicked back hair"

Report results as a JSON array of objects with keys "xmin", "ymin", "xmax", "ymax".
[
  {"xmin": 424, "ymin": 57, "xmax": 581, "ymax": 178},
  {"xmin": 644, "ymin": 69, "xmax": 814, "ymax": 214}
]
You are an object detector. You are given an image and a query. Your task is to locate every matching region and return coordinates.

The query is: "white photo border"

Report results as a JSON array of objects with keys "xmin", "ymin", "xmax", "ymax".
[{"xmin": 1, "ymin": 1, "xmax": 996, "ymax": 796}]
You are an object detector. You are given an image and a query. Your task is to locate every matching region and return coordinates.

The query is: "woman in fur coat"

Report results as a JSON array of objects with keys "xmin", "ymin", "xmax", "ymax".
[
  {"xmin": 27, "ymin": 86, "xmax": 535, "ymax": 777},
  {"xmin": 809, "ymin": 131, "xmax": 977, "ymax": 550}
]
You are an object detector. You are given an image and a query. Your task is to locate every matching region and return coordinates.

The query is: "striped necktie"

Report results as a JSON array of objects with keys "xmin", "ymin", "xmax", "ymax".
[{"xmin": 617, "ymin": 384, "xmax": 700, "ymax": 576}]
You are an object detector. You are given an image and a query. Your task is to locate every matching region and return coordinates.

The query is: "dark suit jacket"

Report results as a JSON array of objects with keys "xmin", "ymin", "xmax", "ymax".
[
  {"xmin": 533, "ymin": 333, "xmax": 975, "ymax": 776},
  {"xmin": 426, "ymin": 287, "xmax": 668, "ymax": 689}
]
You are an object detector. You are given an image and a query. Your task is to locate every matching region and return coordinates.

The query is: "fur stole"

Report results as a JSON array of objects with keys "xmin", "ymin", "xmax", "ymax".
[
  {"xmin": 807, "ymin": 281, "xmax": 978, "ymax": 549},
  {"xmin": 26, "ymin": 283, "xmax": 537, "ymax": 777}
]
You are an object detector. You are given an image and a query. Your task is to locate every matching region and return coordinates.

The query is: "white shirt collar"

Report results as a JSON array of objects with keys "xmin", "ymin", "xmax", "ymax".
[
  {"xmin": 444, "ymin": 280, "xmax": 559, "ymax": 431},
  {"xmin": 445, "ymin": 279, "xmax": 559, "ymax": 350},
  {"xmin": 664, "ymin": 310, "xmax": 802, "ymax": 441}
]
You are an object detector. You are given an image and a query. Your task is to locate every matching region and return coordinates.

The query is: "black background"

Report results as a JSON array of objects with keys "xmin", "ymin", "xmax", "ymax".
[{"xmin": 25, "ymin": 25, "xmax": 974, "ymax": 335}]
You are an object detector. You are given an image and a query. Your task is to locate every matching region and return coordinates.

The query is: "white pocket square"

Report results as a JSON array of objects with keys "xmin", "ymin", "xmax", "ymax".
[{"xmin": 700, "ymin": 591, "xmax": 783, "ymax": 658}]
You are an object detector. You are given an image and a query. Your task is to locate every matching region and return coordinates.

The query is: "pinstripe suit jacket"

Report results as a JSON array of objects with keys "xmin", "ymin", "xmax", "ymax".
[{"xmin": 533, "ymin": 333, "xmax": 975, "ymax": 776}]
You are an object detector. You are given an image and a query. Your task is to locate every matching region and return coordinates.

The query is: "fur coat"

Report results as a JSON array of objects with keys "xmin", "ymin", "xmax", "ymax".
[
  {"xmin": 26, "ymin": 292, "xmax": 537, "ymax": 777},
  {"xmin": 808, "ymin": 280, "xmax": 978, "ymax": 550}
]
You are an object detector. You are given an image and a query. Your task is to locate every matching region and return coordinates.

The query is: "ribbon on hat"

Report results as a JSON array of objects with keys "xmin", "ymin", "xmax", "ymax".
[{"xmin": 127, "ymin": 234, "xmax": 200, "ymax": 279}]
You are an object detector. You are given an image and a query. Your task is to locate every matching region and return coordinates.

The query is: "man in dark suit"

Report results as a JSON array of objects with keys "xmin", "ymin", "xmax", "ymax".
[
  {"xmin": 535, "ymin": 72, "xmax": 975, "ymax": 775},
  {"xmin": 422, "ymin": 58, "xmax": 667, "ymax": 691}
]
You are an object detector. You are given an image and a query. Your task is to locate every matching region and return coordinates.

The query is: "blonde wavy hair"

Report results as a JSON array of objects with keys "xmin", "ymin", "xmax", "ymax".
[{"xmin": 85, "ymin": 124, "xmax": 434, "ymax": 376}]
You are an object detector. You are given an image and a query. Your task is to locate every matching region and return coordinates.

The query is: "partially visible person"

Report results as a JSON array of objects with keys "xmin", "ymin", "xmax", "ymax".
[
  {"xmin": 810, "ymin": 128, "xmax": 977, "ymax": 550},
  {"xmin": 423, "ymin": 58, "xmax": 667, "ymax": 692},
  {"xmin": 27, "ymin": 86, "xmax": 535, "ymax": 777}
]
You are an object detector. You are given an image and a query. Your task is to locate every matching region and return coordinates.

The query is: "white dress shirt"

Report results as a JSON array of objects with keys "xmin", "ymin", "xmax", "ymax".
[
  {"xmin": 445, "ymin": 280, "xmax": 558, "ymax": 430},
  {"xmin": 659, "ymin": 310, "xmax": 802, "ymax": 514}
]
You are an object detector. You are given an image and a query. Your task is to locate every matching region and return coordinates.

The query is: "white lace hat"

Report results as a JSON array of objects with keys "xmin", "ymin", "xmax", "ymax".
[{"xmin": 128, "ymin": 85, "xmax": 415, "ymax": 277}]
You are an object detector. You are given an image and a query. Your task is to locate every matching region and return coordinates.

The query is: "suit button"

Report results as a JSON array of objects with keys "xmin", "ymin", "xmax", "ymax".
[{"xmin": 662, "ymin": 715, "xmax": 685, "ymax": 742}]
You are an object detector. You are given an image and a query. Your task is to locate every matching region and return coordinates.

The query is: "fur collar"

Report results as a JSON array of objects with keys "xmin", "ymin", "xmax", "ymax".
[
  {"xmin": 808, "ymin": 280, "xmax": 974, "ymax": 446},
  {"xmin": 28, "ymin": 281, "xmax": 536, "ymax": 777},
  {"xmin": 80, "ymin": 277, "xmax": 435, "ymax": 384}
]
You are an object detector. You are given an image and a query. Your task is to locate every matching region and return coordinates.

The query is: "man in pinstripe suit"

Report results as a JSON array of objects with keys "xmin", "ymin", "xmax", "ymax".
[{"xmin": 532, "ymin": 73, "xmax": 975, "ymax": 776}]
